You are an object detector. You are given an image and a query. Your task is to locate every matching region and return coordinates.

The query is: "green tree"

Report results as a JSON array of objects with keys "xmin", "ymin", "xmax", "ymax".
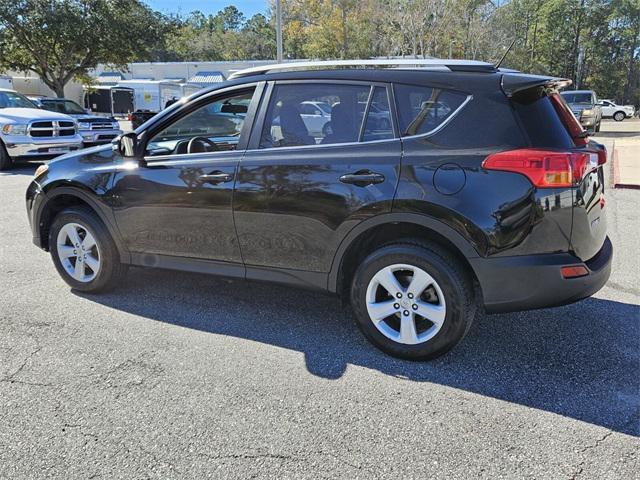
[{"xmin": 0, "ymin": 0, "xmax": 166, "ymax": 97}]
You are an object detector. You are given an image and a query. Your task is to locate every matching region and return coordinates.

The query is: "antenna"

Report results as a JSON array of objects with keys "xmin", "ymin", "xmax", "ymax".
[{"xmin": 495, "ymin": 37, "xmax": 517, "ymax": 69}]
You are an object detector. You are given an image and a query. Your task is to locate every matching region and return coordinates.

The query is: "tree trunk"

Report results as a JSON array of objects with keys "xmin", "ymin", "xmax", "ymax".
[
  {"xmin": 623, "ymin": 21, "xmax": 640, "ymax": 103},
  {"xmin": 53, "ymin": 82, "xmax": 65, "ymax": 98}
]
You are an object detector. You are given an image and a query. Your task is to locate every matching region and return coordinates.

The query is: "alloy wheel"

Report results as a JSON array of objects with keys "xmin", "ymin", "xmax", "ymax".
[
  {"xmin": 56, "ymin": 222, "xmax": 101, "ymax": 282},
  {"xmin": 365, "ymin": 263, "xmax": 446, "ymax": 345}
]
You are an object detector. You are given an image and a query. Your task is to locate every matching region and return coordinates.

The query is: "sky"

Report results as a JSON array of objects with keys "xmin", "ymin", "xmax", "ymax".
[{"xmin": 143, "ymin": 1, "xmax": 270, "ymax": 18}]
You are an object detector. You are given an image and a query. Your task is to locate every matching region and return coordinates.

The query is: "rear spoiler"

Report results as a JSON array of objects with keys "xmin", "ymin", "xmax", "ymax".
[{"xmin": 501, "ymin": 74, "xmax": 572, "ymax": 98}]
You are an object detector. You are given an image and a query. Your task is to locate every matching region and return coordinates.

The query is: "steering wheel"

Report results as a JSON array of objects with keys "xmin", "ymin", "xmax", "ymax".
[{"xmin": 187, "ymin": 136, "xmax": 219, "ymax": 154}]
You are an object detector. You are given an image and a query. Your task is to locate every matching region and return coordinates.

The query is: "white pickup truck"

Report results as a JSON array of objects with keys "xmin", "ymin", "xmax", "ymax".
[
  {"xmin": 0, "ymin": 88, "xmax": 83, "ymax": 170},
  {"xmin": 598, "ymin": 99, "xmax": 635, "ymax": 121}
]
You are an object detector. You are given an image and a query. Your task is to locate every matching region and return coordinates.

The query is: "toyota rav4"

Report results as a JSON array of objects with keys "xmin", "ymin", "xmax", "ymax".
[{"xmin": 26, "ymin": 60, "xmax": 612, "ymax": 360}]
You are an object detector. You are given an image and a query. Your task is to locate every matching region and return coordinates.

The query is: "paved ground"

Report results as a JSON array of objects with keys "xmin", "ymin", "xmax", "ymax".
[
  {"xmin": 1, "ymin": 121, "xmax": 638, "ymax": 479},
  {"xmin": 607, "ymin": 118, "xmax": 640, "ymax": 188}
]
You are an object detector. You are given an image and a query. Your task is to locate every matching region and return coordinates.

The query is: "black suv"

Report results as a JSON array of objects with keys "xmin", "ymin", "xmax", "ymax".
[{"xmin": 26, "ymin": 60, "xmax": 612, "ymax": 360}]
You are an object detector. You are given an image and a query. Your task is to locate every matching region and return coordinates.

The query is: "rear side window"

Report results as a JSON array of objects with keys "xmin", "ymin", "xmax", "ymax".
[
  {"xmin": 393, "ymin": 84, "xmax": 467, "ymax": 136},
  {"xmin": 259, "ymin": 83, "xmax": 373, "ymax": 148},
  {"xmin": 512, "ymin": 89, "xmax": 577, "ymax": 148}
]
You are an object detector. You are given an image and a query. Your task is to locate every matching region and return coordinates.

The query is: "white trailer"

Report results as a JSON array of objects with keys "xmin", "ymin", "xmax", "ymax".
[
  {"xmin": 117, "ymin": 80, "xmax": 182, "ymax": 113},
  {"xmin": 0, "ymin": 75, "xmax": 13, "ymax": 89},
  {"xmin": 180, "ymin": 82, "xmax": 205, "ymax": 98}
]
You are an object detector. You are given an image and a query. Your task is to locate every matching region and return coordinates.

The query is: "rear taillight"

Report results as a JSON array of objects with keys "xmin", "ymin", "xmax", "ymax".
[
  {"xmin": 549, "ymin": 93, "xmax": 588, "ymax": 146},
  {"xmin": 482, "ymin": 148, "xmax": 602, "ymax": 188}
]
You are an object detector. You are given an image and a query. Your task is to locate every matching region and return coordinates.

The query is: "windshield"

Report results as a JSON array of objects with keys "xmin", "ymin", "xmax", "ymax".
[
  {"xmin": 561, "ymin": 92, "xmax": 593, "ymax": 104},
  {"xmin": 0, "ymin": 91, "xmax": 36, "ymax": 109},
  {"xmin": 41, "ymin": 99, "xmax": 86, "ymax": 114}
]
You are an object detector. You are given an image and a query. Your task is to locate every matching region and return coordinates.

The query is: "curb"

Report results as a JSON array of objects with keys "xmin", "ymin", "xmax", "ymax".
[{"xmin": 612, "ymin": 146, "xmax": 640, "ymax": 190}]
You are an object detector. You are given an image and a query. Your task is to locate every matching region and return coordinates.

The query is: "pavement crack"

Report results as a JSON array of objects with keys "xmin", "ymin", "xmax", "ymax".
[
  {"xmin": 568, "ymin": 430, "xmax": 616, "ymax": 479},
  {"xmin": 0, "ymin": 345, "xmax": 42, "ymax": 384}
]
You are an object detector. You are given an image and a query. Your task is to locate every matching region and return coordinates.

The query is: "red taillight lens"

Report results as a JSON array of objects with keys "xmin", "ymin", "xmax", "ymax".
[
  {"xmin": 483, "ymin": 149, "xmax": 602, "ymax": 188},
  {"xmin": 549, "ymin": 93, "xmax": 588, "ymax": 146},
  {"xmin": 561, "ymin": 265, "xmax": 589, "ymax": 279}
]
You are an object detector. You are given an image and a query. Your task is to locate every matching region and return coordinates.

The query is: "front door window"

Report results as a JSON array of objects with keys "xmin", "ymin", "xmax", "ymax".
[{"xmin": 146, "ymin": 90, "xmax": 254, "ymax": 157}]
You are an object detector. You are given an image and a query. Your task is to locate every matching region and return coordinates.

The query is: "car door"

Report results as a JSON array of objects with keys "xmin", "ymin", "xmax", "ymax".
[
  {"xmin": 111, "ymin": 83, "xmax": 263, "ymax": 270},
  {"xmin": 233, "ymin": 80, "xmax": 401, "ymax": 283}
]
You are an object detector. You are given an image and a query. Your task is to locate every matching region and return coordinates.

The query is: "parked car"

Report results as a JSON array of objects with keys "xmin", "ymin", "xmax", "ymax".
[
  {"xmin": 26, "ymin": 60, "xmax": 612, "ymax": 360},
  {"xmin": 560, "ymin": 90, "xmax": 602, "ymax": 132},
  {"xmin": 128, "ymin": 109, "xmax": 159, "ymax": 130},
  {"xmin": 0, "ymin": 88, "xmax": 82, "ymax": 170},
  {"xmin": 598, "ymin": 99, "xmax": 635, "ymax": 121},
  {"xmin": 30, "ymin": 96, "xmax": 122, "ymax": 146}
]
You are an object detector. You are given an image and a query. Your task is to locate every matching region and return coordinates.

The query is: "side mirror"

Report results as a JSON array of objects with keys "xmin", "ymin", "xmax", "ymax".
[{"xmin": 113, "ymin": 132, "xmax": 138, "ymax": 158}]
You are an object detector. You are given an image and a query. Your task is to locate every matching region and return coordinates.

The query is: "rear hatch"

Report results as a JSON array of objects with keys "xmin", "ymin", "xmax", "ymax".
[{"xmin": 500, "ymin": 75, "xmax": 608, "ymax": 261}]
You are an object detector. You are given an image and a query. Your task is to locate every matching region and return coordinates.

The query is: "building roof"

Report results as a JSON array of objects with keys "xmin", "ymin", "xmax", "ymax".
[
  {"xmin": 97, "ymin": 72, "xmax": 123, "ymax": 83},
  {"xmin": 188, "ymin": 71, "xmax": 226, "ymax": 85}
]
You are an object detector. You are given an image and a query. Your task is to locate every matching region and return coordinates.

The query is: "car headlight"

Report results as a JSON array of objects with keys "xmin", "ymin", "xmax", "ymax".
[
  {"xmin": 34, "ymin": 164, "xmax": 48, "ymax": 179},
  {"xmin": 1, "ymin": 124, "xmax": 28, "ymax": 135},
  {"xmin": 78, "ymin": 122, "xmax": 91, "ymax": 129},
  {"xmin": 112, "ymin": 122, "xmax": 120, "ymax": 129},
  {"xmin": 582, "ymin": 109, "xmax": 594, "ymax": 116}
]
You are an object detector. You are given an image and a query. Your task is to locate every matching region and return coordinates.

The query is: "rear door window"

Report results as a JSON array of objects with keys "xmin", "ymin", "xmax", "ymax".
[
  {"xmin": 259, "ymin": 83, "xmax": 372, "ymax": 148},
  {"xmin": 362, "ymin": 86, "xmax": 394, "ymax": 142},
  {"xmin": 393, "ymin": 84, "xmax": 467, "ymax": 136}
]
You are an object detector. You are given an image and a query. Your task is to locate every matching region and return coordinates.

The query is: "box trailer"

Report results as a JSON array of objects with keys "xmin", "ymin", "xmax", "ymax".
[
  {"xmin": 117, "ymin": 80, "xmax": 183, "ymax": 113},
  {"xmin": 0, "ymin": 75, "xmax": 13, "ymax": 89},
  {"xmin": 84, "ymin": 86, "xmax": 134, "ymax": 117}
]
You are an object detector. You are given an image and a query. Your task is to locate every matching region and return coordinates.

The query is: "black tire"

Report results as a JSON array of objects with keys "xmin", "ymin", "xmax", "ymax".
[
  {"xmin": 350, "ymin": 242, "xmax": 476, "ymax": 360},
  {"xmin": 613, "ymin": 111, "xmax": 625, "ymax": 122},
  {"xmin": 0, "ymin": 142, "xmax": 12, "ymax": 171},
  {"xmin": 322, "ymin": 121, "xmax": 332, "ymax": 137},
  {"xmin": 595, "ymin": 121, "xmax": 601, "ymax": 132},
  {"xmin": 49, "ymin": 206, "xmax": 127, "ymax": 292}
]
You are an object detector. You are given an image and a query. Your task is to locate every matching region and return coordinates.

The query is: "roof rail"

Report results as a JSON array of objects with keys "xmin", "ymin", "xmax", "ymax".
[{"xmin": 228, "ymin": 59, "xmax": 496, "ymax": 79}]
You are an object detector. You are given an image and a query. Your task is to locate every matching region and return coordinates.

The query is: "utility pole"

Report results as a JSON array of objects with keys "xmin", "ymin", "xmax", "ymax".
[{"xmin": 276, "ymin": 0, "xmax": 283, "ymax": 62}]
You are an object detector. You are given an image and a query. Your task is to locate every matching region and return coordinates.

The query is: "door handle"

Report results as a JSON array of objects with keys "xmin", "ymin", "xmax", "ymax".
[
  {"xmin": 198, "ymin": 172, "xmax": 234, "ymax": 184},
  {"xmin": 339, "ymin": 171, "xmax": 385, "ymax": 186}
]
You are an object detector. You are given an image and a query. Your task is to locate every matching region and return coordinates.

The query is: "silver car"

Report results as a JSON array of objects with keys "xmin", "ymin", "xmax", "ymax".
[
  {"xmin": 560, "ymin": 90, "xmax": 603, "ymax": 133},
  {"xmin": 0, "ymin": 89, "xmax": 83, "ymax": 170}
]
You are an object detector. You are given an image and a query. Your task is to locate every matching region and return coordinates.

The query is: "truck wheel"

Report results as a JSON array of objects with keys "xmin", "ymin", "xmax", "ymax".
[
  {"xmin": 0, "ymin": 142, "xmax": 12, "ymax": 171},
  {"xmin": 613, "ymin": 111, "xmax": 625, "ymax": 122},
  {"xmin": 350, "ymin": 242, "xmax": 476, "ymax": 360},
  {"xmin": 49, "ymin": 206, "xmax": 127, "ymax": 292}
]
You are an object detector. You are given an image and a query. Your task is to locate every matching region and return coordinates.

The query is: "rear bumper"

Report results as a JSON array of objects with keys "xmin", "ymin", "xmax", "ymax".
[{"xmin": 471, "ymin": 237, "xmax": 612, "ymax": 313}]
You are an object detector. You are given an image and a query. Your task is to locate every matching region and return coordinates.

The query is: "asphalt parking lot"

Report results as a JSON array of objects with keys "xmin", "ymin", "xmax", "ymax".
[{"xmin": 1, "ymin": 120, "xmax": 638, "ymax": 479}]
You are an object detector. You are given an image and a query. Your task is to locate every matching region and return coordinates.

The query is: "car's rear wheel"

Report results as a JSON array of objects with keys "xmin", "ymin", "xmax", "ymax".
[
  {"xmin": 350, "ymin": 242, "xmax": 476, "ymax": 360},
  {"xmin": 595, "ymin": 121, "xmax": 601, "ymax": 132},
  {"xmin": 49, "ymin": 206, "xmax": 127, "ymax": 292},
  {"xmin": 613, "ymin": 111, "xmax": 625, "ymax": 122},
  {"xmin": 0, "ymin": 142, "xmax": 12, "ymax": 171}
]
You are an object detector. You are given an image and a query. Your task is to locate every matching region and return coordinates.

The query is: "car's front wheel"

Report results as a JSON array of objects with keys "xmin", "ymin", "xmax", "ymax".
[
  {"xmin": 613, "ymin": 111, "xmax": 626, "ymax": 122},
  {"xmin": 49, "ymin": 206, "xmax": 127, "ymax": 292},
  {"xmin": 350, "ymin": 242, "xmax": 476, "ymax": 360}
]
